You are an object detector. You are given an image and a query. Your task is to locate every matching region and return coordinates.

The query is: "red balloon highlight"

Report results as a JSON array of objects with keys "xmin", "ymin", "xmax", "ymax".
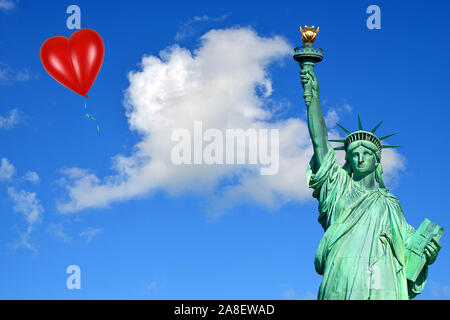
[{"xmin": 40, "ymin": 28, "xmax": 104, "ymax": 97}]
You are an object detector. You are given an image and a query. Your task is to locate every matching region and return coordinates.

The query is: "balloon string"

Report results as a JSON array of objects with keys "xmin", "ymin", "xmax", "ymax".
[{"xmin": 84, "ymin": 98, "xmax": 100, "ymax": 136}]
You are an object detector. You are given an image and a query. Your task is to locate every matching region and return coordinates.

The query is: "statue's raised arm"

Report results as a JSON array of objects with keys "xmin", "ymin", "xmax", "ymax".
[
  {"xmin": 300, "ymin": 67, "xmax": 329, "ymax": 168},
  {"xmin": 294, "ymin": 26, "xmax": 329, "ymax": 168}
]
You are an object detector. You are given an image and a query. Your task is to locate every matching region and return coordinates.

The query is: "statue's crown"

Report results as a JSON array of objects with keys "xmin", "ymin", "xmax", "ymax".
[{"xmin": 329, "ymin": 115, "xmax": 399, "ymax": 152}]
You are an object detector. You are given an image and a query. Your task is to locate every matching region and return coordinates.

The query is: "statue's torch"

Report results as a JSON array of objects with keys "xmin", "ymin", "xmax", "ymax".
[{"xmin": 293, "ymin": 26, "xmax": 322, "ymax": 106}]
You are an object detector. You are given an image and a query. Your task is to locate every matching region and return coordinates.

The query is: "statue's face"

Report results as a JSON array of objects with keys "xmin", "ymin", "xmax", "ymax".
[{"xmin": 349, "ymin": 145, "xmax": 377, "ymax": 175}]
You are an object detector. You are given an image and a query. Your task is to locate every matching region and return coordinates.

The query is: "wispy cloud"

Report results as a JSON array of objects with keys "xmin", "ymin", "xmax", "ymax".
[
  {"xmin": 7, "ymin": 187, "xmax": 43, "ymax": 225},
  {"xmin": 146, "ymin": 281, "xmax": 158, "ymax": 291},
  {"xmin": 0, "ymin": 63, "xmax": 37, "ymax": 84},
  {"xmin": 47, "ymin": 222, "xmax": 72, "ymax": 243},
  {"xmin": 0, "ymin": 157, "xmax": 15, "ymax": 181},
  {"xmin": 283, "ymin": 287, "xmax": 316, "ymax": 300},
  {"xmin": 79, "ymin": 227, "xmax": 101, "ymax": 243},
  {"xmin": 175, "ymin": 13, "xmax": 231, "ymax": 41},
  {"xmin": 22, "ymin": 171, "xmax": 40, "ymax": 184},
  {"xmin": 7, "ymin": 187, "xmax": 44, "ymax": 252},
  {"xmin": 429, "ymin": 280, "xmax": 450, "ymax": 299},
  {"xmin": 324, "ymin": 102, "xmax": 352, "ymax": 136},
  {"xmin": 0, "ymin": 0, "xmax": 15, "ymax": 12},
  {"xmin": 11, "ymin": 225, "xmax": 37, "ymax": 253},
  {"xmin": 0, "ymin": 108, "xmax": 23, "ymax": 129},
  {"xmin": 3, "ymin": 161, "xmax": 44, "ymax": 251},
  {"xmin": 0, "ymin": 157, "xmax": 44, "ymax": 251}
]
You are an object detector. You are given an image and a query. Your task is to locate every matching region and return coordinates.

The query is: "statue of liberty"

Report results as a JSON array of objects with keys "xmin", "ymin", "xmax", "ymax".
[{"xmin": 295, "ymin": 26, "xmax": 442, "ymax": 300}]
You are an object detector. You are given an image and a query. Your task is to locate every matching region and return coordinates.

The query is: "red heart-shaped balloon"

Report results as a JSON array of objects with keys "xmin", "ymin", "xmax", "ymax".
[{"xmin": 40, "ymin": 29, "xmax": 104, "ymax": 97}]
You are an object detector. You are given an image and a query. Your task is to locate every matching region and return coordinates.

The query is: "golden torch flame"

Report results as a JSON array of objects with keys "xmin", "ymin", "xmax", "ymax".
[{"xmin": 299, "ymin": 25, "xmax": 319, "ymax": 43}]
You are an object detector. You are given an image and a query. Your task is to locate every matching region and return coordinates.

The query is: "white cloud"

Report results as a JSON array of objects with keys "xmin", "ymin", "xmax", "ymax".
[
  {"xmin": 0, "ymin": 0, "xmax": 15, "ymax": 12},
  {"xmin": 324, "ymin": 109, "xmax": 339, "ymax": 129},
  {"xmin": 23, "ymin": 170, "xmax": 40, "ymax": 183},
  {"xmin": 378, "ymin": 147, "xmax": 406, "ymax": 185},
  {"xmin": 79, "ymin": 227, "xmax": 101, "ymax": 243},
  {"xmin": 7, "ymin": 187, "xmax": 43, "ymax": 225},
  {"xmin": 0, "ymin": 108, "xmax": 22, "ymax": 129},
  {"xmin": 0, "ymin": 157, "xmax": 15, "ymax": 181},
  {"xmin": 57, "ymin": 27, "xmax": 406, "ymax": 215}
]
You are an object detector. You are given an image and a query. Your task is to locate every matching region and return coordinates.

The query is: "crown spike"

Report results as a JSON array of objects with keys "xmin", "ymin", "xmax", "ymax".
[
  {"xmin": 381, "ymin": 145, "xmax": 401, "ymax": 149},
  {"xmin": 333, "ymin": 146, "xmax": 346, "ymax": 150},
  {"xmin": 336, "ymin": 123, "xmax": 351, "ymax": 135},
  {"xmin": 358, "ymin": 114, "xmax": 363, "ymax": 131},
  {"xmin": 371, "ymin": 121, "xmax": 383, "ymax": 133},
  {"xmin": 379, "ymin": 133, "xmax": 397, "ymax": 141},
  {"xmin": 328, "ymin": 139, "xmax": 347, "ymax": 143}
]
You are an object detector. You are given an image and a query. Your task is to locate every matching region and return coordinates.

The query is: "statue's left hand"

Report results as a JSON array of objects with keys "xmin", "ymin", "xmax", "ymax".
[{"xmin": 424, "ymin": 236, "xmax": 441, "ymax": 265}]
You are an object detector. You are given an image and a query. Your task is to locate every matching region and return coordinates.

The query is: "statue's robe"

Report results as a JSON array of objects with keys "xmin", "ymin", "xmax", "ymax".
[{"xmin": 306, "ymin": 147, "xmax": 427, "ymax": 300}]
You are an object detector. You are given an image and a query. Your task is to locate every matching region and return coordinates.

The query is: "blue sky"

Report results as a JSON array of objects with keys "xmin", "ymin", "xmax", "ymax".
[{"xmin": 0, "ymin": 0, "xmax": 450, "ymax": 299}]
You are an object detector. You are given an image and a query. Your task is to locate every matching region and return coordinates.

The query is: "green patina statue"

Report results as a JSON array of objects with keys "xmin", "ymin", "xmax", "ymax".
[{"xmin": 295, "ymin": 26, "xmax": 442, "ymax": 300}]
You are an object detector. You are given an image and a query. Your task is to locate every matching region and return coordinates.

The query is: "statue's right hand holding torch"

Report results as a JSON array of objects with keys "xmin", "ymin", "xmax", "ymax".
[{"xmin": 300, "ymin": 66, "xmax": 319, "ymax": 107}]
